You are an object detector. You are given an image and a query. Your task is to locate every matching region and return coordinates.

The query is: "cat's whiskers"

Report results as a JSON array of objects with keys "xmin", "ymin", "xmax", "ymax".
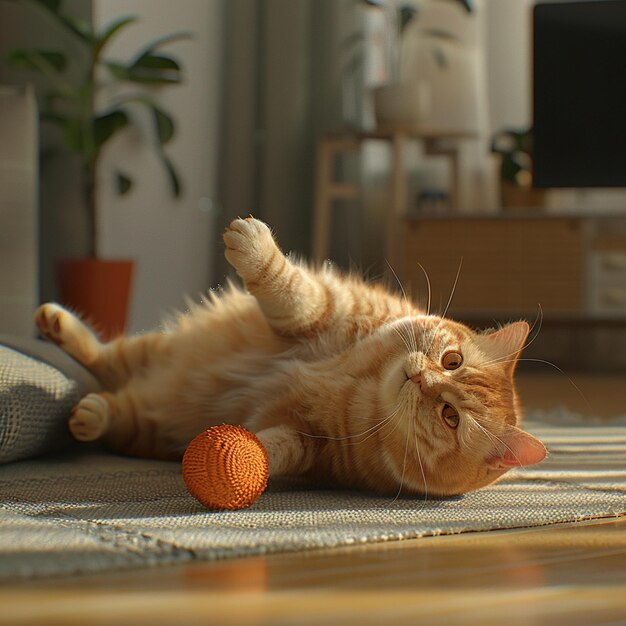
[
  {"xmin": 385, "ymin": 260, "xmax": 419, "ymax": 354},
  {"xmin": 425, "ymin": 257, "xmax": 463, "ymax": 356},
  {"xmin": 390, "ymin": 410, "xmax": 413, "ymax": 503},
  {"xmin": 416, "ymin": 262, "xmax": 432, "ymax": 317},
  {"xmin": 523, "ymin": 302, "xmax": 544, "ymax": 352},
  {"xmin": 483, "ymin": 357, "xmax": 591, "ymax": 410},
  {"xmin": 465, "ymin": 412, "xmax": 523, "ymax": 465},
  {"xmin": 394, "ymin": 323, "xmax": 416, "ymax": 356},
  {"xmin": 353, "ymin": 314, "xmax": 414, "ymax": 355},
  {"xmin": 297, "ymin": 403, "xmax": 403, "ymax": 445},
  {"xmin": 345, "ymin": 406, "xmax": 404, "ymax": 446},
  {"xmin": 412, "ymin": 419, "xmax": 428, "ymax": 502},
  {"xmin": 380, "ymin": 407, "xmax": 405, "ymax": 444}
]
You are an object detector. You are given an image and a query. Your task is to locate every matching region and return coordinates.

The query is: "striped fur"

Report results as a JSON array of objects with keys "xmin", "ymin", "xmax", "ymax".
[{"xmin": 35, "ymin": 217, "xmax": 546, "ymax": 498}]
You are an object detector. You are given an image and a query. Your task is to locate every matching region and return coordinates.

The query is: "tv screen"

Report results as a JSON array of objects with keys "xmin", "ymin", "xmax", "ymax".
[{"xmin": 533, "ymin": 0, "xmax": 626, "ymax": 188}]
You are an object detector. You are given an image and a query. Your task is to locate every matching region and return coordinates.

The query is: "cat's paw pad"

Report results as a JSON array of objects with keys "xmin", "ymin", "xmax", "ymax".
[
  {"xmin": 223, "ymin": 216, "xmax": 273, "ymax": 253},
  {"xmin": 68, "ymin": 394, "xmax": 110, "ymax": 442},
  {"xmin": 223, "ymin": 217, "xmax": 279, "ymax": 279},
  {"xmin": 35, "ymin": 303, "xmax": 67, "ymax": 346}
]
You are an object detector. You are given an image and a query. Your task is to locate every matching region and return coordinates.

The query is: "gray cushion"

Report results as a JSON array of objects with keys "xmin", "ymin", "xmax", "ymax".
[{"xmin": 0, "ymin": 334, "xmax": 100, "ymax": 463}]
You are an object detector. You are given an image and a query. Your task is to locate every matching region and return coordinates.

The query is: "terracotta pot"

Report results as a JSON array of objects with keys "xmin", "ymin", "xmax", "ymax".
[{"xmin": 57, "ymin": 258, "xmax": 134, "ymax": 342}]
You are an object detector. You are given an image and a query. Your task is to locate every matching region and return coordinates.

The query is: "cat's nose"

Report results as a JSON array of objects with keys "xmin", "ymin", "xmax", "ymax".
[{"xmin": 410, "ymin": 373, "xmax": 422, "ymax": 387}]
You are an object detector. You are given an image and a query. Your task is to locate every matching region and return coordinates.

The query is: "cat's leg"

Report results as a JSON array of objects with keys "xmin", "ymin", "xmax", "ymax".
[
  {"xmin": 255, "ymin": 425, "xmax": 319, "ymax": 478},
  {"xmin": 68, "ymin": 388, "xmax": 146, "ymax": 447},
  {"xmin": 68, "ymin": 392, "xmax": 114, "ymax": 442},
  {"xmin": 224, "ymin": 217, "xmax": 413, "ymax": 338},
  {"xmin": 224, "ymin": 217, "xmax": 338, "ymax": 337},
  {"xmin": 68, "ymin": 386, "xmax": 174, "ymax": 459},
  {"xmin": 35, "ymin": 302, "xmax": 102, "ymax": 370},
  {"xmin": 35, "ymin": 303, "xmax": 166, "ymax": 390}
]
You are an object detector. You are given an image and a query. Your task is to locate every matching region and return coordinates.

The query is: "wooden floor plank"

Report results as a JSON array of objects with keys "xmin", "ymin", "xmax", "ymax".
[{"xmin": 4, "ymin": 517, "xmax": 626, "ymax": 625}]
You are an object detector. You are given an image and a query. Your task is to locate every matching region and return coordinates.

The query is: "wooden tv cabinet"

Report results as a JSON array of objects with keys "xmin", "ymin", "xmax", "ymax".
[{"xmin": 400, "ymin": 212, "xmax": 626, "ymax": 322}]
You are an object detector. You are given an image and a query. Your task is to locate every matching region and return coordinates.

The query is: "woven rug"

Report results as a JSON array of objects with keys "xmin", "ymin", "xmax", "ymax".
[{"xmin": 1, "ymin": 413, "xmax": 625, "ymax": 579}]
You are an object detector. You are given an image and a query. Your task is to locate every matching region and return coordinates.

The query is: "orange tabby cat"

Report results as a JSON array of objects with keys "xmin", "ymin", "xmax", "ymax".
[{"xmin": 35, "ymin": 217, "xmax": 546, "ymax": 497}]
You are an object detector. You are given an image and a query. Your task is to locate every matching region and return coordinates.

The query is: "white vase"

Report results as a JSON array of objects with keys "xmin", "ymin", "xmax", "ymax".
[
  {"xmin": 373, "ymin": 82, "xmax": 432, "ymax": 132},
  {"xmin": 373, "ymin": 38, "xmax": 480, "ymax": 135}
]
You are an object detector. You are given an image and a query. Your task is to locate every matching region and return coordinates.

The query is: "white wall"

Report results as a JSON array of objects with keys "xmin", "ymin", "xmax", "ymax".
[
  {"xmin": 93, "ymin": 0, "xmax": 223, "ymax": 333},
  {"xmin": 484, "ymin": 0, "xmax": 534, "ymax": 136},
  {"xmin": 0, "ymin": 86, "xmax": 38, "ymax": 336}
]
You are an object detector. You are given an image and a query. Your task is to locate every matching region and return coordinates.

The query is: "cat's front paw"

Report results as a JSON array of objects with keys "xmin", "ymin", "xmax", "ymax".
[
  {"xmin": 68, "ymin": 393, "xmax": 110, "ymax": 442},
  {"xmin": 223, "ymin": 217, "xmax": 282, "ymax": 282}
]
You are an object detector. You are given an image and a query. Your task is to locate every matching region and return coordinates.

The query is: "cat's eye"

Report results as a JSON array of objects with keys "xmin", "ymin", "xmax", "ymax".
[
  {"xmin": 442, "ymin": 351, "xmax": 463, "ymax": 370},
  {"xmin": 442, "ymin": 404, "xmax": 460, "ymax": 429}
]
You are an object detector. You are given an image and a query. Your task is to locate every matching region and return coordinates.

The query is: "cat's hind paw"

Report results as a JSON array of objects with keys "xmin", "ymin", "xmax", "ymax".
[
  {"xmin": 35, "ymin": 302, "xmax": 101, "ymax": 367},
  {"xmin": 69, "ymin": 393, "xmax": 111, "ymax": 442},
  {"xmin": 35, "ymin": 303, "xmax": 67, "ymax": 347}
]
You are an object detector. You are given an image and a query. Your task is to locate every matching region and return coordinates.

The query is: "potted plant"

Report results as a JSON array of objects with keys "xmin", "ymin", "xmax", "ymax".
[
  {"xmin": 5, "ymin": 0, "xmax": 186, "ymax": 339},
  {"xmin": 491, "ymin": 127, "xmax": 545, "ymax": 209},
  {"xmin": 364, "ymin": 0, "xmax": 475, "ymax": 132}
]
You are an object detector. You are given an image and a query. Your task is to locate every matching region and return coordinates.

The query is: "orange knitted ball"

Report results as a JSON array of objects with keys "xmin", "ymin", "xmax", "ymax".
[{"xmin": 182, "ymin": 425, "xmax": 269, "ymax": 510}]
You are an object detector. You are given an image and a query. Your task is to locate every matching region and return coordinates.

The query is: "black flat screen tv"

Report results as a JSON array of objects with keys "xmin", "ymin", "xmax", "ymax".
[{"xmin": 533, "ymin": 0, "xmax": 626, "ymax": 188}]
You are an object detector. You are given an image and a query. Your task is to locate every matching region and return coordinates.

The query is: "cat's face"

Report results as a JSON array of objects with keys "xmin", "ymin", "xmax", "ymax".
[{"xmin": 374, "ymin": 316, "xmax": 546, "ymax": 497}]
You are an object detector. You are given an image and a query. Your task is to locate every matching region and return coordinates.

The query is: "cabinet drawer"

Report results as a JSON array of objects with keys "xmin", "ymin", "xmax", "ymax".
[{"xmin": 590, "ymin": 251, "xmax": 626, "ymax": 278}]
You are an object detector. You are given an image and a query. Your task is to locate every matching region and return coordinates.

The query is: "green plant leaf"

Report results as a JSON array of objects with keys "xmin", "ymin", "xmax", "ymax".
[
  {"xmin": 500, "ymin": 155, "xmax": 522, "ymax": 184},
  {"xmin": 399, "ymin": 6, "xmax": 418, "ymax": 33},
  {"xmin": 435, "ymin": 0, "xmax": 474, "ymax": 13},
  {"xmin": 33, "ymin": 0, "xmax": 62, "ymax": 12},
  {"xmin": 131, "ymin": 31, "xmax": 191, "ymax": 59},
  {"xmin": 127, "ymin": 31, "xmax": 190, "ymax": 81},
  {"xmin": 128, "ymin": 53, "xmax": 182, "ymax": 83},
  {"xmin": 159, "ymin": 152, "xmax": 182, "ymax": 197},
  {"xmin": 60, "ymin": 14, "xmax": 94, "ymax": 44},
  {"xmin": 458, "ymin": 0, "xmax": 474, "ymax": 13},
  {"xmin": 104, "ymin": 59, "xmax": 181, "ymax": 84},
  {"xmin": 103, "ymin": 61, "xmax": 130, "ymax": 80},
  {"xmin": 25, "ymin": 0, "xmax": 94, "ymax": 44},
  {"xmin": 102, "ymin": 32, "xmax": 189, "ymax": 84},
  {"xmin": 115, "ymin": 96, "xmax": 175, "ymax": 144},
  {"xmin": 7, "ymin": 48, "xmax": 67, "ymax": 73},
  {"xmin": 134, "ymin": 53, "xmax": 180, "ymax": 72},
  {"xmin": 115, "ymin": 171, "xmax": 133, "ymax": 195},
  {"xmin": 152, "ymin": 105, "xmax": 175, "ymax": 144},
  {"xmin": 94, "ymin": 16, "xmax": 138, "ymax": 60},
  {"xmin": 93, "ymin": 110, "xmax": 129, "ymax": 150}
]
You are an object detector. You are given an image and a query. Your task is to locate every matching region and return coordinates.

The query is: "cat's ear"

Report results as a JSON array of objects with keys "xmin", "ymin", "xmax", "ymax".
[
  {"xmin": 475, "ymin": 321, "xmax": 530, "ymax": 372},
  {"xmin": 486, "ymin": 425, "xmax": 547, "ymax": 469}
]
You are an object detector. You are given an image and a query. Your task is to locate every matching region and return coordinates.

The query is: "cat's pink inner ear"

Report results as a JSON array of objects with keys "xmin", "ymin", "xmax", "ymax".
[
  {"xmin": 479, "ymin": 321, "xmax": 530, "ymax": 365},
  {"xmin": 487, "ymin": 426, "xmax": 547, "ymax": 469}
]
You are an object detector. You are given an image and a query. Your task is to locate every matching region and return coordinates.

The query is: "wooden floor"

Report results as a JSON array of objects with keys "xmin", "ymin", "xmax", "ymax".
[{"xmin": 2, "ymin": 372, "xmax": 626, "ymax": 626}]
